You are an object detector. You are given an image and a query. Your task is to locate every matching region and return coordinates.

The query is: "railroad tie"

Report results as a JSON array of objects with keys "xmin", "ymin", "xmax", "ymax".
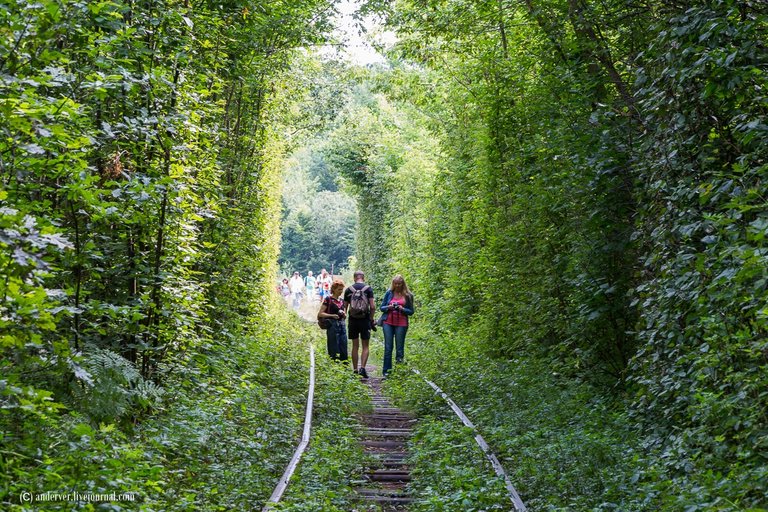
[{"xmin": 355, "ymin": 368, "xmax": 415, "ymax": 511}]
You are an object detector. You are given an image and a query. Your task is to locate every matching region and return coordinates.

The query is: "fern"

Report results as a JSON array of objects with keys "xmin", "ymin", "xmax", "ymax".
[{"xmin": 74, "ymin": 348, "xmax": 163, "ymax": 422}]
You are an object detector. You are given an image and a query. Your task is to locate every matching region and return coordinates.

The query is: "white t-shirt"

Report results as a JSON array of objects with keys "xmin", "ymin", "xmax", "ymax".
[{"xmin": 289, "ymin": 276, "xmax": 303, "ymax": 294}]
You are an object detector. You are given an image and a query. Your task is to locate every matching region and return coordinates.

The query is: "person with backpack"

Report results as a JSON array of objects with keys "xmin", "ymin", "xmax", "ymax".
[
  {"xmin": 379, "ymin": 275, "xmax": 414, "ymax": 377},
  {"xmin": 317, "ymin": 278, "xmax": 348, "ymax": 361},
  {"xmin": 344, "ymin": 270, "xmax": 376, "ymax": 379},
  {"xmin": 304, "ymin": 271, "xmax": 317, "ymax": 303}
]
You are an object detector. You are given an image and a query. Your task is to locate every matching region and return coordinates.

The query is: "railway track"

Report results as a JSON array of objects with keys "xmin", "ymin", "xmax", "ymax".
[
  {"xmin": 261, "ymin": 346, "xmax": 315, "ymax": 512},
  {"xmin": 355, "ymin": 368, "xmax": 416, "ymax": 510},
  {"xmin": 413, "ymin": 368, "xmax": 527, "ymax": 511},
  {"xmin": 262, "ymin": 344, "xmax": 526, "ymax": 511}
]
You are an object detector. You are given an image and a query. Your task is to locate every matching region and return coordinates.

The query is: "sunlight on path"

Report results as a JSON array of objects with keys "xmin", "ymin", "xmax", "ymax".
[{"xmin": 282, "ymin": 296, "xmax": 322, "ymax": 323}]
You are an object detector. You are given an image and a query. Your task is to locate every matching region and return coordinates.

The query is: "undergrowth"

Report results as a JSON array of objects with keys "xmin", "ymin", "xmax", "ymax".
[
  {"xmin": 2, "ymin": 306, "xmax": 315, "ymax": 511},
  {"xmin": 384, "ymin": 328, "xmax": 642, "ymax": 511},
  {"xmin": 275, "ymin": 337, "xmax": 371, "ymax": 511}
]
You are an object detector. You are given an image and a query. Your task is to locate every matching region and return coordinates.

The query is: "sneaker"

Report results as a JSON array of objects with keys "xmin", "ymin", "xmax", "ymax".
[
  {"xmin": 353, "ymin": 368, "xmax": 358, "ymax": 375},
  {"xmin": 359, "ymin": 367, "xmax": 368, "ymax": 379}
]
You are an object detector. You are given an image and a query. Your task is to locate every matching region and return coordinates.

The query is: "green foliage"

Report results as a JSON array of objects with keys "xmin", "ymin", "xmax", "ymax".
[
  {"xmin": 409, "ymin": 420, "xmax": 510, "ymax": 511},
  {"xmin": 137, "ymin": 314, "xmax": 313, "ymax": 510},
  {"xmin": 3, "ymin": 0, "xmax": 767, "ymax": 508},
  {"xmin": 1, "ymin": 309, "xmax": 315, "ymax": 510},
  {"xmin": 384, "ymin": 364, "xmax": 513, "ymax": 512},
  {"xmin": 366, "ymin": 0, "xmax": 642, "ymax": 380},
  {"xmin": 1, "ymin": 0, "xmax": 338, "ymax": 508},
  {"xmin": 280, "ymin": 179, "xmax": 357, "ymax": 274},
  {"xmin": 0, "ymin": 205, "xmax": 74, "ymax": 421},
  {"xmin": 386, "ymin": 330, "xmax": 642, "ymax": 511},
  {"xmin": 275, "ymin": 346, "xmax": 370, "ymax": 511},
  {"xmin": 2, "ymin": 414, "xmax": 161, "ymax": 510},
  {"xmin": 73, "ymin": 347, "xmax": 164, "ymax": 424},
  {"xmin": 351, "ymin": 0, "xmax": 768, "ymax": 508},
  {"xmin": 276, "ymin": 59, "xmax": 362, "ymax": 275},
  {"xmin": 628, "ymin": 3, "xmax": 768, "ymax": 508},
  {"xmin": 320, "ymin": 81, "xmax": 442, "ymax": 292}
]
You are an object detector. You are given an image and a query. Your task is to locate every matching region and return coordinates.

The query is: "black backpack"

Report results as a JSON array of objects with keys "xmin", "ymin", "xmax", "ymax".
[{"xmin": 347, "ymin": 285, "xmax": 371, "ymax": 319}]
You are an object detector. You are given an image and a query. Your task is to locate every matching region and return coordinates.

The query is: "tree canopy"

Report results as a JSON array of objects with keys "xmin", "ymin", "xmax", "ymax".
[{"xmin": 2, "ymin": 0, "xmax": 767, "ymax": 510}]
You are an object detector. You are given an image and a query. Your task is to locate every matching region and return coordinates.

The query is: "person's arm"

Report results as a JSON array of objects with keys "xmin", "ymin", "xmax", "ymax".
[
  {"xmin": 402, "ymin": 294, "xmax": 415, "ymax": 316},
  {"xmin": 379, "ymin": 290, "xmax": 392, "ymax": 312}
]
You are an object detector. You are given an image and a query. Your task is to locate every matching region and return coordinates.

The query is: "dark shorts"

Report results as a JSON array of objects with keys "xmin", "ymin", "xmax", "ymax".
[{"xmin": 348, "ymin": 317, "xmax": 371, "ymax": 340}]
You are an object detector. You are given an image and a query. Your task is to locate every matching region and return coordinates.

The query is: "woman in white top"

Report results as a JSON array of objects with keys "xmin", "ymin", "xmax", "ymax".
[{"xmin": 289, "ymin": 271, "xmax": 304, "ymax": 309}]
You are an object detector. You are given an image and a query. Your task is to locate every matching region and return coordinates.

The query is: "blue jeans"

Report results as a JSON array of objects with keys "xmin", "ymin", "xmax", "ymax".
[
  {"xmin": 382, "ymin": 323, "xmax": 408, "ymax": 375},
  {"xmin": 326, "ymin": 319, "xmax": 348, "ymax": 361}
]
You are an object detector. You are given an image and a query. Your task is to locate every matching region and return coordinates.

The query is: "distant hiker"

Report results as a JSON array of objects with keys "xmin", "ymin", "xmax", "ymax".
[
  {"xmin": 344, "ymin": 270, "xmax": 375, "ymax": 379},
  {"xmin": 379, "ymin": 275, "xmax": 414, "ymax": 376},
  {"xmin": 280, "ymin": 278, "xmax": 290, "ymax": 304},
  {"xmin": 318, "ymin": 268, "xmax": 332, "ymax": 300},
  {"xmin": 289, "ymin": 271, "xmax": 304, "ymax": 309},
  {"xmin": 318, "ymin": 279, "xmax": 348, "ymax": 361},
  {"xmin": 304, "ymin": 271, "xmax": 316, "ymax": 302}
]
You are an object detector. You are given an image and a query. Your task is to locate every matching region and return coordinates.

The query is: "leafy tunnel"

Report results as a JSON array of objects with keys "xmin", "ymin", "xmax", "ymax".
[{"xmin": 1, "ymin": 0, "xmax": 766, "ymax": 510}]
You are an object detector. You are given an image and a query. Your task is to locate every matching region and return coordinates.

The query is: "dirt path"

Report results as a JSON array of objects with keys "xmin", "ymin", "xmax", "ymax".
[{"xmin": 284, "ymin": 296, "xmax": 322, "ymax": 323}]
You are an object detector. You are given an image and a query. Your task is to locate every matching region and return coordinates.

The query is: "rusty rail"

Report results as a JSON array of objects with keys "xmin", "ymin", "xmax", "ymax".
[
  {"xmin": 262, "ymin": 345, "xmax": 315, "ymax": 511},
  {"xmin": 412, "ymin": 368, "xmax": 527, "ymax": 511}
]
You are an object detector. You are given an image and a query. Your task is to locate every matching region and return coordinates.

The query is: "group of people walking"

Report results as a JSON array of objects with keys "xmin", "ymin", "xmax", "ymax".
[
  {"xmin": 279, "ymin": 269, "xmax": 333, "ymax": 309},
  {"xmin": 317, "ymin": 271, "xmax": 414, "ymax": 378}
]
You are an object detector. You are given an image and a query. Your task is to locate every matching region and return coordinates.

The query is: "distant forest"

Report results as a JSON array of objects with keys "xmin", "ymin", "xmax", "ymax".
[{"xmin": 278, "ymin": 146, "xmax": 357, "ymax": 275}]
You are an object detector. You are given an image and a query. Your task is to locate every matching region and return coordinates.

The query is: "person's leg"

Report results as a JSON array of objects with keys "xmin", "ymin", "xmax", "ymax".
[
  {"xmin": 382, "ymin": 323, "xmax": 394, "ymax": 376},
  {"xmin": 337, "ymin": 321, "xmax": 348, "ymax": 361},
  {"xmin": 351, "ymin": 338, "xmax": 360, "ymax": 371},
  {"xmin": 326, "ymin": 320, "xmax": 337, "ymax": 359},
  {"xmin": 361, "ymin": 338, "xmax": 370, "ymax": 370},
  {"xmin": 359, "ymin": 319, "xmax": 371, "ymax": 365},
  {"xmin": 357, "ymin": 327, "xmax": 371, "ymax": 377},
  {"xmin": 348, "ymin": 319, "xmax": 360, "ymax": 370},
  {"xmin": 395, "ymin": 325, "xmax": 408, "ymax": 363}
]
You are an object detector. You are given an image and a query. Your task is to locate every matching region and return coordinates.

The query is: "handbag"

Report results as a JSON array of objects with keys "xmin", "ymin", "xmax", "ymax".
[{"xmin": 317, "ymin": 300, "xmax": 329, "ymax": 330}]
